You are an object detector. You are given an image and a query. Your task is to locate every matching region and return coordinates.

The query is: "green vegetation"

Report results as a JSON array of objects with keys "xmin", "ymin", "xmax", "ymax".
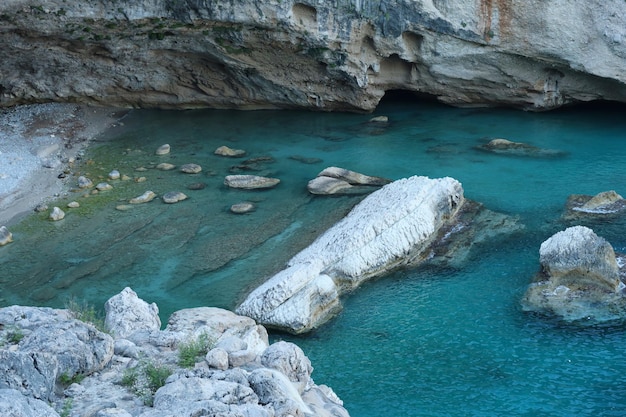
[
  {"xmin": 59, "ymin": 399, "xmax": 73, "ymax": 417},
  {"xmin": 6, "ymin": 326, "xmax": 24, "ymax": 344},
  {"xmin": 177, "ymin": 333, "xmax": 215, "ymax": 368},
  {"xmin": 120, "ymin": 360, "xmax": 173, "ymax": 406},
  {"xmin": 58, "ymin": 372, "xmax": 85, "ymax": 386},
  {"xmin": 65, "ymin": 297, "xmax": 107, "ymax": 333}
]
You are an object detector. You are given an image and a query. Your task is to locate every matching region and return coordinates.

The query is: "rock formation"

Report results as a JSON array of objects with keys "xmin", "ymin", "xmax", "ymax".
[
  {"xmin": 1, "ymin": 1, "xmax": 626, "ymax": 111},
  {"xmin": 521, "ymin": 226, "xmax": 626, "ymax": 323},
  {"xmin": 0, "ymin": 287, "xmax": 349, "ymax": 417},
  {"xmin": 237, "ymin": 175, "xmax": 465, "ymax": 333},
  {"xmin": 307, "ymin": 166, "xmax": 391, "ymax": 195},
  {"xmin": 563, "ymin": 190, "xmax": 626, "ymax": 220}
]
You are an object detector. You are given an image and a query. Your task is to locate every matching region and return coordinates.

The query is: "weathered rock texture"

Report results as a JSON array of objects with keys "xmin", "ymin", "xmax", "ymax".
[
  {"xmin": 1, "ymin": 1, "xmax": 626, "ymax": 111},
  {"xmin": 237, "ymin": 175, "xmax": 465, "ymax": 333},
  {"xmin": 522, "ymin": 226, "xmax": 626, "ymax": 323},
  {"xmin": 0, "ymin": 288, "xmax": 349, "ymax": 417}
]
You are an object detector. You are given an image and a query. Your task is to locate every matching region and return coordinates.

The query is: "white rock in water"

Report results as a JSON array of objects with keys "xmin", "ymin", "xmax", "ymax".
[
  {"xmin": 77, "ymin": 176, "xmax": 93, "ymax": 188},
  {"xmin": 162, "ymin": 191, "xmax": 188, "ymax": 204},
  {"xmin": 230, "ymin": 202, "xmax": 255, "ymax": 213},
  {"xmin": 215, "ymin": 145, "xmax": 246, "ymax": 157},
  {"xmin": 224, "ymin": 175, "xmax": 280, "ymax": 189},
  {"xmin": 67, "ymin": 201, "xmax": 80, "ymax": 208},
  {"xmin": 96, "ymin": 182, "xmax": 112, "ymax": 191},
  {"xmin": 0, "ymin": 226, "xmax": 13, "ymax": 246},
  {"xmin": 237, "ymin": 175, "xmax": 464, "ymax": 333},
  {"xmin": 156, "ymin": 144, "xmax": 170, "ymax": 155},
  {"xmin": 108, "ymin": 170, "xmax": 120, "ymax": 180},
  {"xmin": 129, "ymin": 191, "xmax": 156, "ymax": 204},
  {"xmin": 49, "ymin": 207, "xmax": 65, "ymax": 221},
  {"xmin": 156, "ymin": 162, "xmax": 176, "ymax": 171},
  {"xmin": 180, "ymin": 163, "xmax": 202, "ymax": 174}
]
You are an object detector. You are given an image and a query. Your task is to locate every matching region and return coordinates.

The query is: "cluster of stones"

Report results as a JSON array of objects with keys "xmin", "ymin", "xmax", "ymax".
[{"xmin": 0, "ymin": 287, "xmax": 349, "ymax": 417}]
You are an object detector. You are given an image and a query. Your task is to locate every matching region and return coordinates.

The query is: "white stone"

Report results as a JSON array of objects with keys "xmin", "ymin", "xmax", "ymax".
[
  {"xmin": 96, "ymin": 182, "xmax": 113, "ymax": 191},
  {"xmin": 49, "ymin": 207, "xmax": 65, "ymax": 221},
  {"xmin": 67, "ymin": 201, "xmax": 80, "ymax": 208},
  {"xmin": 108, "ymin": 170, "xmax": 120, "ymax": 180},
  {"xmin": 162, "ymin": 191, "xmax": 187, "ymax": 204},
  {"xmin": 155, "ymin": 144, "xmax": 170, "ymax": 155},
  {"xmin": 237, "ymin": 176, "xmax": 464, "ymax": 333},
  {"xmin": 129, "ymin": 191, "xmax": 156, "ymax": 204},
  {"xmin": 224, "ymin": 175, "xmax": 280, "ymax": 189},
  {"xmin": 77, "ymin": 175, "xmax": 93, "ymax": 188},
  {"xmin": 104, "ymin": 287, "xmax": 161, "ymax": 338},
  {"xmin": 0, "ymin": 226, "xmax": 13, "ymax": 246},
  {"xmin": 180, "ymin": 163, "xmax": 202, "ymax": 174}
]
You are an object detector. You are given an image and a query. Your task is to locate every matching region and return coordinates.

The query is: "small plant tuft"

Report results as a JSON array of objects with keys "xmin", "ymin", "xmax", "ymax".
[
  {"xmin": 178, "ymin": 333, "xmax": 215, "ymax": 368},
  {"xmin": 6, "ymin": 326, "xmax": 24, "ymax": 344},
  {"xmin": 65, "ymin": 297, "xmax": 107, "ymax": 333},
  {"xmin": 119, "ymin": 360, "xmax": 172, "ymax": 406}
]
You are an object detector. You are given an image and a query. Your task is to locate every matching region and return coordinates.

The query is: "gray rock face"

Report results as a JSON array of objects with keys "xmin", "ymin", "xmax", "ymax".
[
  {"xmin": 224, "ymin": 175, "xmax": 281, "ymax": 190},
  {"xmin": 307, "ymin": 166, "xmax": 391, "ymax": 195},
  {"xmin": 1, "ymin": 1, "xmax": 625, "ymax": 111},
  {"xmin": 0, "ymin": 289, "xmax": 349, "ymax": 417},
  {"xmin": 0, "ymin": 388, "xmax": 60, "ymax": 417},
  {"xmin": 104, "ymin": 287, "xmax": 161, "ymax": 338},
  {"xmin": 19, "ymin": 320, "xmax": 114, "ymax": 380},
  {"xmin": 522, "ymin": 226, "xmax": 626, "ymax": 323}
]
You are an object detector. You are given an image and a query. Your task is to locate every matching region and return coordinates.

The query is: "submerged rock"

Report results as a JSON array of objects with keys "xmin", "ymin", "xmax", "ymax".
[
  {"xmin": 476, "ymin": 138, "xmax": 566, "ymax": 157},
  {"xmin": 563, "ymin": 190, "xmax": 626, "ymax": 220},
  {"xmin": 0, "ymin": 225, "xmax": 13, "ymax": 246},
  {"xmin": 129, "ymin": 191, "xmax": 156, "ymax": 204},
  {"xmin": 521, "ymin": 226, "xmax": 626, "ymax": 323},
  {"xmin": 108, "ymin": 170, "xmax": 121, "ymax": 180},
  {"xmin": 214, "ymin": 145, "xmax": 246, "ymax": 157},
  {"xmin": 224, "ymin": 174, "xmax": 280, "ymax": 189},
  {"xmin": 180, "ymin": 163, "xmax": 202, "ymax": 174},
  {"xmin": 230, "ymin": 202, "xmax": 255, "ymax": 214},
  {"xmin": 162, "ymin": 191, "xmax": 188, "ymax": 204},
  {"xmin": 237, "ymin": 175, "xmax": 464, "ymax": 333},
  {"xmin": 155, "ymin": 144, "xmax": 170, "ymax": 155},
  {"xmin": 77, "ymin": 175, "xmax": 93, "ymax": 189}
]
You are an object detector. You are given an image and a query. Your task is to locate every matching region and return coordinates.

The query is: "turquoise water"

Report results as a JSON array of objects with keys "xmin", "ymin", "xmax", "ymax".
[{"xmin": 3, "ymin": 98, "xmax": 626, "ymax": 415}]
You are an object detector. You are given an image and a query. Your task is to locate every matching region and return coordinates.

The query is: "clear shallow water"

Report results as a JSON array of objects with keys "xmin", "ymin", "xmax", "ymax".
[{"xmin": 3, "ymin": 99, "xmax": 626, "ymax": 416}]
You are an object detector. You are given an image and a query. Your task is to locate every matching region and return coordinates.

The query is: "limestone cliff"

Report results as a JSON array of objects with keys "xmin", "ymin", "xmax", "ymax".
[{"xmin": 1, "ymin": 0, "xmax": 626, "ymax": 111}]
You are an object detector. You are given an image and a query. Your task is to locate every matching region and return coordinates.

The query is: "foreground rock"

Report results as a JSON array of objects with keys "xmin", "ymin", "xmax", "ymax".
[
  {"xmin": 563, "ymin": 190, "xmax": 626, "ymax": 220},
  {"xmin": 521, "ymin": 226, "xmax": 626, "ymax": 323},
  {"xmin": 307, "ymin": 166, "xmax": 391, "ymax": 195},
  {"xmin": 237, "ymin": 175, "xmax": 465, "ymax": 333},
  {"xmin": 0, "ymin": 288, "xmax": 348, "ymax": 417},
  {"xmin": 0, "ymin": 225, "xmax": 13, "ymax": 246}
]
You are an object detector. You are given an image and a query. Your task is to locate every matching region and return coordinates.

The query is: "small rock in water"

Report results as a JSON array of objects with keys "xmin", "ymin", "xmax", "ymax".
[
  {"xmin": 156, "ymin": 144, "xmax": 171, "ymax": 155},
  {"xmin": 96, "ymin": 182, "xmax": 113, "ymax": 191},
  {"xmin": 134, "ymin": 176, "xmax": 147, "ymax": 183},
  {"xmin": 369, "ymin": 115, "xmax": 389, "ymax": 123},
  {"xmin": 0, "ymin": 226, "xmax": 13, "ymax": 246},
  {"xmin": 135, "ymin": 167, "xmax": 148, "ymax": 172},
  {"xmin": 215, "ymin": 145, "xmax": 246, "ymax": 157},
  {"xmin": 224, "ymin": 175, "xmax": 280, "ymax": 189},
  {"xmin": 230, "ymin": 202, "xmax": 255, "ymax": 214},
  {"xmin": 180, "ymin": 163, "xmax": 202, "ymax": 174},
  {"xmin": 156, "ymin": 162, "xmax": 176, "ymax": 171},
  {"xmin": 49, "ymin": 207, "xmax": 65, "ymax": 221},
  {"xmin": 129, "ymin": 191, "xmax": 157, "ymax": 204},
  {"xmin": 121, "ymin": 174, "xmax": 131, "ymax": 181},
  {"xmin": 67, "ymin": 201, "xmax": 80, "ymax": 208},
  {"xmin": 77, "ymin": 175, "xmax": 93, "ymax": 188},
  {"xmin": 162, "ymin": 191, "xmax": 188, "ymax": 204},
  {"xmin": 34, "ymin": 203, "xmax": 48, "ymax": 213},
  {"xmin": 108, "ymin": 170, "xmax": 121, "ymax": 180},
  {"xmin": 116, "ymin": 204, "xmax": 133, "ymax": 211},
  {"xmin": 187, "ymin": 182, "xmax": 206, "ymax": 190}
]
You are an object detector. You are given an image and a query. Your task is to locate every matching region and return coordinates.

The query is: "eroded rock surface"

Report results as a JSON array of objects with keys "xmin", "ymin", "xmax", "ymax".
[
  {"xmin": 1, "ymin": 1, "xmax": 626, "ymax": 111},
  {"xmin": 521, "ymin": 226, "xmax": 626, "ymax": 323},
  {"xmin": 237, "ymin": 175, "xmax": 465, "ymax": 333}
]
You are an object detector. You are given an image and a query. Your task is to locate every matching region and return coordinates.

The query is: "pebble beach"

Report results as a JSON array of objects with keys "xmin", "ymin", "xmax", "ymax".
[{"xmin": 0, "ymin": 103, "xmax": 126, "ymax": 227}]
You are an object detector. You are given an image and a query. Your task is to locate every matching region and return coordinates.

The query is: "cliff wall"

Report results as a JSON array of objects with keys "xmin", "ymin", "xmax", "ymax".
[{"xmin": 1, "ymin": 0, "xmax": 626, "ymax": 111}]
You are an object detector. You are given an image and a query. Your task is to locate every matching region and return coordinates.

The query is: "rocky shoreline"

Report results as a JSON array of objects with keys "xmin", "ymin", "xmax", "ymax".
[
  {"xmin": 0, "ymin": 103, "xmax": 127, "ymax": 227},
  {"xmin": 0, "ymin": 287, "xmax": 349, "ymax": 417}
]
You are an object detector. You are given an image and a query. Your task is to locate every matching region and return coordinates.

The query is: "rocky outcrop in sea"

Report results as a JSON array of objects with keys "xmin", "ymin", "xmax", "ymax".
[
  {"xmin": 521, "ymin": 226, "xmax": 626, "ymax": 324},
  {"xmin": 0, "ymin": 288, "xmax": 348, "ymax": 417},
  {"xmin": 1, "ymin": 1, "xmax": 625, "ymax": 111},
  {"xmin": 237, "ymin": 175, "xmax": 523, "ymax": 334}
]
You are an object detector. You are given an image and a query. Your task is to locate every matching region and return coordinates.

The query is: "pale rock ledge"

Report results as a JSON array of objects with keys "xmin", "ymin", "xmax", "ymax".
[{"xmin": 236, "ymin": 175, "xmax": 464, "ymax": 334}]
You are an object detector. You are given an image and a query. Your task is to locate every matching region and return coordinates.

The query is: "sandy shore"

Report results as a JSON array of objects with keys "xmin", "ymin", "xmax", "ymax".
[{"xmin": 0, "ymin": 103, "xmax": 128, "ymax": 227}]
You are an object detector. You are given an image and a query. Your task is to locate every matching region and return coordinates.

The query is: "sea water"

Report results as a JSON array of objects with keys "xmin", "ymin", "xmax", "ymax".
[{"xmin": 2, "ymin": 97, "xmax": 626, "ymax": 416}]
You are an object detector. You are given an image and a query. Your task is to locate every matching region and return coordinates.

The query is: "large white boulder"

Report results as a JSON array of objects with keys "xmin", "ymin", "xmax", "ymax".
[{"xmin": 237, "ymin": 175, "xmax": 464, "ymax": 333}]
